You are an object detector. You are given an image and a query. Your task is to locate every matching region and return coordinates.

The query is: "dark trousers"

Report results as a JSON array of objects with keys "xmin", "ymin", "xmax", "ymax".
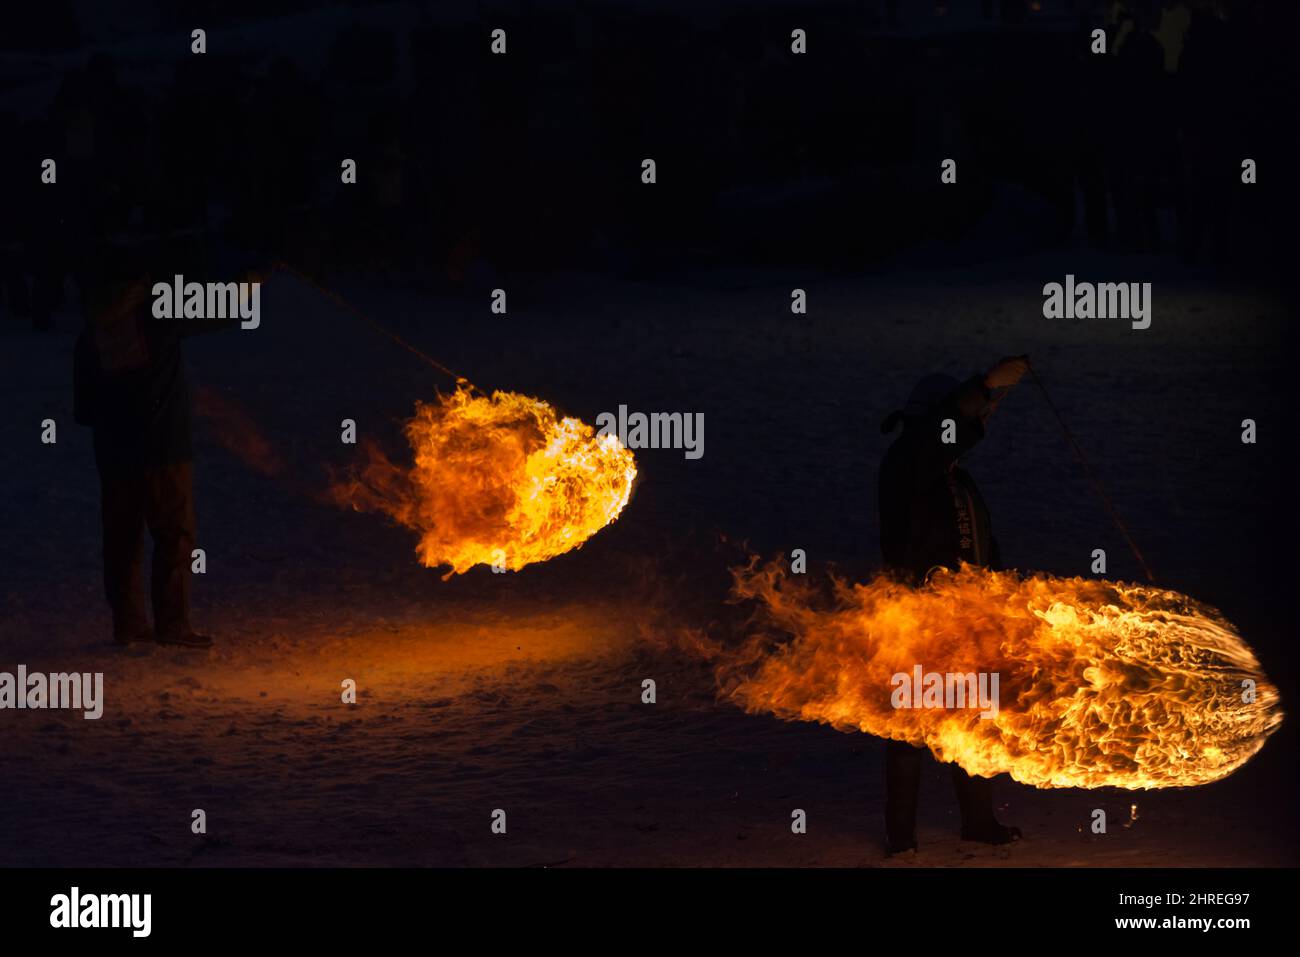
[
  {"xmin": 98, "ymin": 460, "xmax": 196, "ymax": 640},
  {"xmin": 885, "ymin": 739, "xmax": 996, "ymax": 844}
]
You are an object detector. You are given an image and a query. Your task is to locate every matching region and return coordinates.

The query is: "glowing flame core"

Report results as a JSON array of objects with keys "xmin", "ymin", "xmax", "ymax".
[
  {"xmin": 722, "ymin": 562, "xmax": 1282, "ymax": 789},
  {"xmin": 336, "ymin": 386, "xmax": 636, "ymax": 576}
]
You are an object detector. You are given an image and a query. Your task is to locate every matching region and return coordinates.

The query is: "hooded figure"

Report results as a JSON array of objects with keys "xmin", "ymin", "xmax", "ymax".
[{"xmin": 876, "ymin": 357, "xmax": 1028, "ymax": 853}]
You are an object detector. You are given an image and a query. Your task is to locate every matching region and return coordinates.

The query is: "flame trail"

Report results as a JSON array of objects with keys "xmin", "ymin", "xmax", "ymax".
[
  {"xmin": 333, "ymin": 385, "xmax": 636, "ymax": 576},
  {"xmin": 719, "ymin": 560, "xmax": 1283, "ymax": 789}
]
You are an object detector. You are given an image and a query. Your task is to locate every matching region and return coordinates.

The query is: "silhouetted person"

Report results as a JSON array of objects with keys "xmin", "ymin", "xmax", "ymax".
[
  {"xmin": 0, "ymin": 109, "xmax": 29, "ymax": 324},
  {"xmin": 73, "ymin": 244, "xmax": 254, "ymax": 648},
  {"xmin": 1113, "ymin": 4, "xmax": 1167, "ymax": 251},
  {"xmin": 242, "ymin": 56, "xmax": 320, "ymax": 259},
  {"xmin": 1176, "ymin": 8, "xmax": 1234, "ymax": 264},
  {"xmin": 1070, "ymin": 13, "xmax": 1111, "ymax": 247},
  {"xmin": 877, "ymin": 357, "xmax": 1029, "ymax": 854}
]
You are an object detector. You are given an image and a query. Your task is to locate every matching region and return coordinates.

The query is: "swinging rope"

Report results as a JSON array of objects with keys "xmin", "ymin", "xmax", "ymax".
[
  {"xmin": 273, "ymin": 261, "xmax": 466, "ymax": 384},
  {"xmin": 1026, "ymin": 361, "xmax": 1156, "ymax": 583},
  {"xmin": 269, "ymin": 268, "xmax": 1151, "ymax": 582}
]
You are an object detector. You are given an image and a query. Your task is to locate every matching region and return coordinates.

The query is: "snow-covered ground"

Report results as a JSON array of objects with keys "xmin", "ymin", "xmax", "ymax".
[{"xmin": 1, "ymin": 249, "xmax": 1294, "ymax": 866}]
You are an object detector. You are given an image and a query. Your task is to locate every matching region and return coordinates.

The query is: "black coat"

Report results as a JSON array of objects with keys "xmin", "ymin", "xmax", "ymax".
[
  {"xmin": 878, "ymin": 375, "xmax": 1001, "ymax": 582},
  {"xmin": 74, "ymin": 277, "xmax": 240, "ymax": 476}
]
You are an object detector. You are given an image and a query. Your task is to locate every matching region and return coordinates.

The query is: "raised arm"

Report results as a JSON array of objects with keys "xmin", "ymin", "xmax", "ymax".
[{"xmin": 903, "ymin": 356, "xmax": 1029, "ymax": 481}]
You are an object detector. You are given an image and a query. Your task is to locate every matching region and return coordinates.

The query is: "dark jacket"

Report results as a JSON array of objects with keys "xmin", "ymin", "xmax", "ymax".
[
  {"xmin": 878, "ymin": 375, "xmax": 1001, "ymax": 582},
  {"xmin": 74, "ymin": 276, "xmax": 240, "ymax": 475}
]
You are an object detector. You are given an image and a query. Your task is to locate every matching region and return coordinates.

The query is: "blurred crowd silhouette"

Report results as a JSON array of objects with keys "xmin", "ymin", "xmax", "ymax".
[{"xmin": 1, "ymin": 0, "xmax": 1292, "ymax": 330}]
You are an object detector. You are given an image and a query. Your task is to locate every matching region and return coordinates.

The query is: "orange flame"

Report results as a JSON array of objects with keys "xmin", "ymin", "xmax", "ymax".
[
  {"xmin": 721, "ymin": 561, "xmax": 1283, "ymax": 789},
  {"xmin": 334, "ymin": 385, "xmax": 636, "ymax": 575}
]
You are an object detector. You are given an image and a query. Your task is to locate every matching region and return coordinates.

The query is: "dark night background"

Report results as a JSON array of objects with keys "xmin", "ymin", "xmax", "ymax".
[{"xmin": 2, "ymin": 0, "xmax": 1298, "ymax": 867}]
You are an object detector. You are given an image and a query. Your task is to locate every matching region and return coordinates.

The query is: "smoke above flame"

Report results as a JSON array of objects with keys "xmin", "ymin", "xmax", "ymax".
[
  {"xmin": 718, "ymin": 561, "xmax": 1282, "ymax": 789},
  {"xmin": 332, "ymin": 385, "xmax": 636, "ymax": 576}
]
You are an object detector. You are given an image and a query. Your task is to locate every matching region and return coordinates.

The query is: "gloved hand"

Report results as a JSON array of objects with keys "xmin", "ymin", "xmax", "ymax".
[{"xmin": 985, "ymin": 355, "xmax": 1030, "ymax": 390}]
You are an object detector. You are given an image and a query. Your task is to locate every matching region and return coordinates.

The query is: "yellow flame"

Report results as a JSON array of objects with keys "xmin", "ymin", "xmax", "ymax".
[
  {"xmin": 334, "ymin": 385, "xmax": 636, "ymax": 575},
  {"xmin": 721, "ymin": 561, "xmax": 1283, "ymax": 789}
]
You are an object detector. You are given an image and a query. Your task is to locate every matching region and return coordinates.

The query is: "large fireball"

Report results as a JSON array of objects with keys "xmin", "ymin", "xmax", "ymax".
[
  {"xmin": 333, "ymin": 385, "xmax": 636, "ymax": 575},
  {"xmin": 720, "ymin": 561, "xmax": 1283, "ymax": 789}
]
